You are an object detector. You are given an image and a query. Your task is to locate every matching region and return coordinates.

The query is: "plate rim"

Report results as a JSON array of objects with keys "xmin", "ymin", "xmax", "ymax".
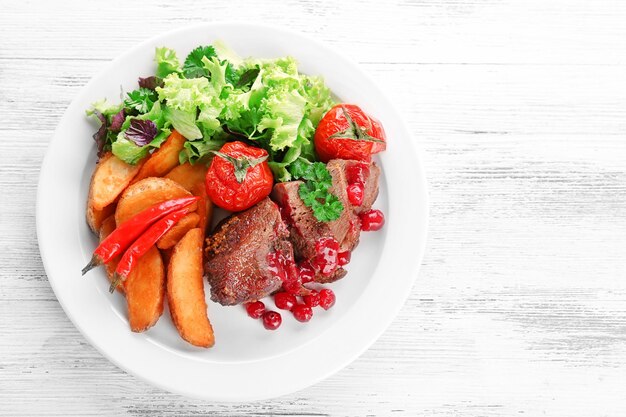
[{"xmin": 36, "ymin": 21, "xmax": 430, "ymax": 401}]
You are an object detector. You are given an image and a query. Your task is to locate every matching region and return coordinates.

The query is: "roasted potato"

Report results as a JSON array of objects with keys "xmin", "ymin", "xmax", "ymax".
[
  {"xmin": 132, "ymin": 131, "xmax": 187, "ymax": 183},
  {"xmin": 164, "ymin": 162, "xmax": 208, "ymax": 192},
  {"xmin": 156, "ymin": 212, "xmax": 200, "ymax": 250},
  {"xmin": 167, "ymin": 228, "xmax": 214, "ymax": 347},
  {"xmin": 160, "ymin": 247, "xmax": 174, "ymax": 269},
  {"xmin": 192, "ymin": 182, "xmax": 213, "ymax": 236},
  {"xmin": 87, "ymin": 201, "xmax": 116, "ymax": 234},
  {"xmin": 125, "ymin": 246, "xmax": 165, "ymax": 332},
  {"xmin": 87, "ymin": 152, "xmax": 143, "ymax": 211},
  {"xmin": 98, "ymin": 215, "xmax": 123, "ymax": 293},
  {"xmin": 115, "ymin": 177, "xmax": 195, "ymax": 226}
]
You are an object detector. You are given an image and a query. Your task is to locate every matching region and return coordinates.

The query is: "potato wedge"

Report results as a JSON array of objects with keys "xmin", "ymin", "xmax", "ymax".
[
  {"xmin": 160, "ymin": 247, "xmax": 174, "ymax": 269},
  {"xmin": 98, "ymin": 216, "xmax": 123, "ymax": 293},
  {"xmin": 125, "ymin": 246, "xmax": 165, "ymax": 332},
  {"xmin": 88, "ymin": 152, "xmax": 143, "ymax": 211},
  {"xmin": 132, "ymin": 131, "xmax": 187, "ymax": 183},
  {"xmin": 167, "ymin": 228, "xmax": 214, "ymax": 347},
  {"xmin": 87, "ymin": 201, "xmax": 116, "ymax": 234},
  {"xmin": 192, "ymin": 182, "xmax": 213, "ymax": 236},
  {"xmin": 156, "ymin": 212, "xmax": 200, "ymax": 250},
  {"xmin": 115, "ymin": 177, "xmax": 195, "ymax": 226},
  {"xmin": 164, "ymin": 162, "xmax": 208, "ymax": 192}
]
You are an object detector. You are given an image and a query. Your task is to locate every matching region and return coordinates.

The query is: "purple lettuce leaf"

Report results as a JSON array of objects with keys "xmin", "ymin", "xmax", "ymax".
[
  {"xmin": 138, "ymin": 76, "xmax": 163, "ymax": 90},
  {"xmin": 109, "ymin": 109, "xmax": 125, "ymax": 132},
  {"xmin": 125, "ymin": 119, "xmax": 157, "ymax": 146},
  {"xmin": 92, "ymin": 111, "xmax": 108, "ymax": 157}
]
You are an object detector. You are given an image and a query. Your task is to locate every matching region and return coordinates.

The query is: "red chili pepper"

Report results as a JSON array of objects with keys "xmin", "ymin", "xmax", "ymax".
[
  {"xmin": 81, "ymin": 196, "xmax": 199, "ymax": 275},
  {"xmin": 109, "ymin": 208, "xmax": 188, "ymax": 293}
]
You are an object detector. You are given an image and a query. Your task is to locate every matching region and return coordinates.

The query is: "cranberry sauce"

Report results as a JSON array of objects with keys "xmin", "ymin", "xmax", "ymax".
[
  {"xmin": 267, "ymin": 249, "xmax": 298, "ymax": 284},
  {"xmin": 359, "ymin": 209, "xmax": 385, "ymax": 231},
  {"xmin": 346, "ymin": 162, "xmax": 370, "ymax": 207},
  {"xmin": 346, "ymin": 162, "xmax": 370, "ymax": 186},
  {"xmin": 310, "ymin": 237, "xmax": 340, "ymax": 276}
]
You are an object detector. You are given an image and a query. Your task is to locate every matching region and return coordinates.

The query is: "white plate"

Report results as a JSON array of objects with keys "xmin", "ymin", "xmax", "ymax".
[{"xmin": 36, "ymin": 22, "xmax": 429, "ymax": 401}]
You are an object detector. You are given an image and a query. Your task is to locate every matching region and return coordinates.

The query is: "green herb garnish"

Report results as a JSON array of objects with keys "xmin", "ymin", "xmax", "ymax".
[
  {"xmin": 124, "ymin": 88, "xmax": 157, "ymax": 114},
  {"xmin": 289, "ymin": 158, "xmax": 344, "ymax": 222},
  {"xmin": 182, "ymin": 46, "xmax": 217, "ymax": 79}
]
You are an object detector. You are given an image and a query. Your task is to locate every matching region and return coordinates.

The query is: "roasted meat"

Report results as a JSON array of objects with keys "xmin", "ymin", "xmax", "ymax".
[
  {"xmin": 336, "ymin": 159, "xmax": 381, "ymax": 213},
  {"xmin": 204, "ymin": 197, "xmax": 295, "ymax": 306},
  {"xmin": 272, "ymin": 159, "xmax": 380, "ymax": 284},
  {"xmin": 205, "ymin": 159, "xmax": 381, "ymax": 304}
]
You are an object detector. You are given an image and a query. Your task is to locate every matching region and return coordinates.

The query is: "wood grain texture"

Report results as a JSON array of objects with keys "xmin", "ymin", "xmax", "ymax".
[{"xmin": 2, "ymin": 0, "xmax": 626, "ymax": 415}]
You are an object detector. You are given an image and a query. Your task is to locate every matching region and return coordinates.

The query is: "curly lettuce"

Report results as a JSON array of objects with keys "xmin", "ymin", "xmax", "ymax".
[{"xmin": 87, "ymin": 43, "xmax": 336, "ymax": 171}]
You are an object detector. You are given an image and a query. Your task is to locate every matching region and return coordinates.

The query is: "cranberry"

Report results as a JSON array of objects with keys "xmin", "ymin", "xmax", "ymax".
[
  {"xmin": 311, "ymin": 237, "xmax": 339, "ymax": 276},
  {"xmin": 359, "ymin": 209, "xmax": 385, "ymax": 231},
  {"xmin": 262, "ymin": 310, "xmax": 282, "ymax": 330},
  {"xmin": 282, "ymin": 279, "xmax": 302, "ymax": 295},
  {"xmin": 267, "ymin": 250, "xmax": 298, "ymax": 283},
  {"xmin": 337, "ymin": 251, "xmax": 351, "ymax": 266},
  {"xmin": 299, "ymin": 261, "xmax": 315, "ymax": 283},
  {"xmin": 346, "ymin": 163, "xmax": 370, "ymax": 185},
  {"xmin": 347, "ymin": 183, "xmax": 364, "ymax": 206},
  {"xmin": 274, "ymin": 292, "xmax": 297, "ymax": 310},
  {"xmin": 245, "ymin": 301, "xmax": 265, "ymax": 319},
  {"xmin": 292, "ymin": 304, "xmax": 313, "ymax": 322},
  {"xmin": 303, "ymin": 290, "xmax": 320, "ymax": 307},
  {"xmin": 319, "ymin": 289, "xmax": 336, "ymax": 310}
]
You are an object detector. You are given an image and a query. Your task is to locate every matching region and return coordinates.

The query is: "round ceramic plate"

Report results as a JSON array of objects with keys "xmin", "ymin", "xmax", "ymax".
[{"xmin": 36, "ymin": 22, "xmax": 429, "ymax": 401}]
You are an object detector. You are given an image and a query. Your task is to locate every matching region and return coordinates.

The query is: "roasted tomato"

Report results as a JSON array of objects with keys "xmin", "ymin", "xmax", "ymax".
[
  {"xmin": 314, "ymin": 104, "xmax": 387, "ymax": 162},
  {"xmin": 205, "ymin": 141, "xmax": 273, "ymax": 212}
]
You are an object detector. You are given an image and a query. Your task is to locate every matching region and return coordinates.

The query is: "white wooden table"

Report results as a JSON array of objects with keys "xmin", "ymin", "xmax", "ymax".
[{"xmin": 2, "ymin": 0, "xmax": 626, "ymax": 415}]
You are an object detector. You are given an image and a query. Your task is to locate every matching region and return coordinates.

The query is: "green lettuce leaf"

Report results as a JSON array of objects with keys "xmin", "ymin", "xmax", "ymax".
[
  {"xmin": 86, "ymin": 99, "xmax": 122, "ymax": 119},
  {"xmin": 179, "ymin": 137, "xmax": 226, "ymax": 164},
  {"xmin": 163, "ymin": 106, "xmax": 202, "ymax": 140},
  {"xmin": 156, "ymin": 73, "xmax": 214, "ymax": 113},
  {"xmin": 155, "ymin": 47, "xmax": 181, "ymax": 78},
  {"xmin": 112, "ymin": 133, "xmax": 150, "ymax": 164}
]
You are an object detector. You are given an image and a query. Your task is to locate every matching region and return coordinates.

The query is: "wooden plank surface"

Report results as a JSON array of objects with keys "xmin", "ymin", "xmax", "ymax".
[{"xmin": 2, "ymin": 0, "xmax": 626, "ymax": 415}]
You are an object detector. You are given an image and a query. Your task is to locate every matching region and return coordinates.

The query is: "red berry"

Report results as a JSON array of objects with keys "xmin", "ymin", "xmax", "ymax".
[
  {"xmin": 245, "ymin": 301, "xmax": 265, "ymax": 319},
  {"xmin": 311, "ymin": 237, "xmax": 339, "ymax": 276},
  {"xmin": 319, "ymin": 289, "xmax": 336, "ymax": 310},
  {"xmin": 337, "ymin": 251, "xmax": 351, "ymax": 266},
  {"xmin": 346, "ymin": 163, "xmax": 369, "ymax": 185},
  {"xmin": 292, "ymin": 304, "xmax": 313, "ymax": 322},
  {"xmin": 303, "ymin": 290, "xmax": 320, "ymax": 307},
  {"xmin": 347, "ymin": 183, "xmax": 364, "ymax": 206},
  {"xmin": 274, "ymin": 292, "xmax": 297, "ymax": 310},
  {"xmin": 262, "ymin": 310, "xmax": 282, "ymax": 330},
  {"xmin": 359, "ymin": 209, "xmax": 385, "ymax": 231},
  {"xmin": 299, "ymin": 261, "xmax": 315, "ymax": 283}
]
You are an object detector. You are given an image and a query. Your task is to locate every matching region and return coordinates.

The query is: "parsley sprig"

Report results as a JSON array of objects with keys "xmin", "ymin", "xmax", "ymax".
[
  {"xmin": 124, "ymin": 88, "xmax": 157, "ymax": 114},
  {"xmin": 183, "ymin": 46, "xmax": 217, "ymax": 78},
  {"xmin": 289, "ymin": 159, "xmax": 344, "ymax": 222}
]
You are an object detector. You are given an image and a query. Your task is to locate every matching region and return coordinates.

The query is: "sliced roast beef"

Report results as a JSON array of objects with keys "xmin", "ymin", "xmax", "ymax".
[
  {"xmin": 271, "ymin": 159, "xmax": 382, "ymax": 284},
  {"xmin": 272, "ymin": 163, "xmax": 361, "ymax": 256},
  {"xmin": 336, "ymin": 160, "xmax": 381, "ymax": 213},
  {"xmin": 326, "ymin": 160, "xmax": 362, "ymax": 250},
  {"xmin": 204, "ymin": 197, "xmax": 296, "ymax": 306}
]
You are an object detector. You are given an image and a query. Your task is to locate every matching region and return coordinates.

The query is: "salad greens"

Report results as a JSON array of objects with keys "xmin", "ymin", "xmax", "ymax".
[{"xmin": 87, "ymin": 42, "xmax": 335, "ymax": 182}]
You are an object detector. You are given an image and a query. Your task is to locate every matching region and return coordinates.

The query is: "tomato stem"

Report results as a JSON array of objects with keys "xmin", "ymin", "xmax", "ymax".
[
  {"xmin": 326, "ymin": 106, "xmax": 385, "ymax": 143},
  {"xmin": 211, "ymin": 151, "xmax": 268, "ymax": 183}
]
